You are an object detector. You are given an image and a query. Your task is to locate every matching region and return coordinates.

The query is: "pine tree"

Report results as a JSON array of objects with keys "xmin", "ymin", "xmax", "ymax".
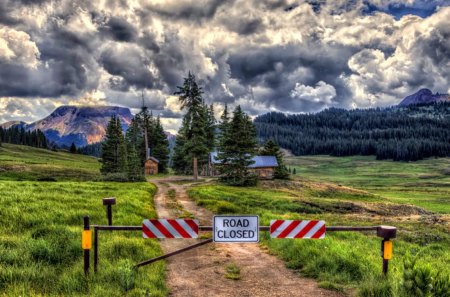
[
  {"xmin": 100, "ymin": 115, "xmax": 127, "ymax": 175},
  {"xmin": 205, "ymin": 104, "xmax": 216, "ymax": 152},
  {"xmin": 173, "ymin": 72, "xmax": 209, "ymax": 180},
  {"xmin": 152, "ymin": 116, "xmax": 170, "ymax": 173},
  {"xmin": 217, "ymin": 103, "xmax": 229, "ymax": 153},
  {"xmin": 125, "ymin": 118, "xmax": 144, "ymax": 181},
  {"xmin": 293, "ymin": 168, "xmax": 297, "ymax": 174},
  {"xmin": 70, "ymin": 142, "xmax": 77, "ymax": 154},
  {"xmin": 172, "ymin": 116, "xmax": 190, "ymax": 174},
  {"xmin": 260, "ymin": 139, "xmax": 290, "ymax": 179},
  {"xmin": 217, "ymin": 105, "xmax": 258, "ymax": 186}
]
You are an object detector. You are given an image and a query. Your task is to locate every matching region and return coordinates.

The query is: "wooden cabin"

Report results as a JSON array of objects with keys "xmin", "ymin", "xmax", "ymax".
[
  {"xmin": 144, "ymin": 157, "xmax": 159, "ymax": 175},
  {"xmin": 208, "ymin": 152, "xmax": 278, "ymax": 179}
]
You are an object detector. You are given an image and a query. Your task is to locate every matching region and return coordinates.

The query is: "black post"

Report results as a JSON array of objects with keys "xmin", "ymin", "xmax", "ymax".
[
  {"xmin": 383, "ymin": 258, "xmax": 389, "ymax": 275},
  {"xmin": 83, "ymin": 216, "xmax": 90, "ymax": 276},
  {"xmin": 94, "ymin": 227, "xmax": 98, "ymax": 273},
  {"xmin": 107, "ymin": 205, "xmax": 112, "ymax": 226},
  {"xmin": 102, "ymin": 198, "xmax": 116, "ymax": 226}
]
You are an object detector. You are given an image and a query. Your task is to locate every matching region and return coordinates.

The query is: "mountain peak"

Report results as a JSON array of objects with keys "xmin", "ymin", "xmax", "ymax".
[
  {"xmin": 27, "ymin": 105, "xmax": 133, "ymax": 147},
  {"xmin": 398, "ymin": 89, "xmax": 449, "ymax": 107}
]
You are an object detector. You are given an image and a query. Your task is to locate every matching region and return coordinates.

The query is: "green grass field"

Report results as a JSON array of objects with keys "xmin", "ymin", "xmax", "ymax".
[
  {"xmin": 189, "ymin": 156, "xmax": 450, "ymax": 296},
  {"xmin": 0, "ymin": 143, "xmax": 100, "ymax": 181},
  {"xmin": 0, "ymin": 144, "xmax": 167, "ymax": 296},
  {"xmin": 286, "ymin": 155, "xmax": 450, "ymax": 214}
]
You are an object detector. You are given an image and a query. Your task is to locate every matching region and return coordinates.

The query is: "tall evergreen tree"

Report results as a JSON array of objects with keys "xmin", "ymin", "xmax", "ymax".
[
  {"xmin": 173, "ymin": 72, "xmax": 209, "ymax": 180},
  {"xmin": 172, "ymin": 116, "xmax": 190, "ymax": 174},
  {"xmin": 217, "ymin": 105, "xmax": 258, "ymax": 186},
  {"xmin": 205, "ymin": 104, "xmax": 216, "ymax": 152},
  {"xmin": 260, "ymin": 139, "xmax": 289, "ymax": 179},
  {"xmin": 217, "ymin": 103, "xmax": 230, "ymax": 153},
  {"xmin": 70, "ymin": 142, "xmax": 77, "ymax": 154},
  {"xmin": 152, "ymin": 116, "xmax": 170, "ymax": 173},
  {"xmin": 125, "ymin": 118, "xmax": 144, "ymax": 181},
  {"xmin": 100, "ymin": 115, "xmax": 127, "ymax": 175}
]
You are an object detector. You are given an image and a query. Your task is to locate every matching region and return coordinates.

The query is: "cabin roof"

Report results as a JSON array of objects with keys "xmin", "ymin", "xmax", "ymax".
[
  {"xmin": 209, "ymin": 152, "xmax": 278, "ymax": 168},
  {"xmin": 146, "ymin": 156, "xmax": 159, "ymax": 163}
]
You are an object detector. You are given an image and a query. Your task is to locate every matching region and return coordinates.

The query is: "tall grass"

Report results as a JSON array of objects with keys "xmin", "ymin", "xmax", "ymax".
[
  {"xmin": 0, "ymin": 144, "xmax": 167, "ymax": 296},
  {"xmin": 0, "ymin": 181, "xmax": 167, "ymax": 296},
  {"xmin": 188, "ymin": 184, "xmax": 450, "ymax": 296}
]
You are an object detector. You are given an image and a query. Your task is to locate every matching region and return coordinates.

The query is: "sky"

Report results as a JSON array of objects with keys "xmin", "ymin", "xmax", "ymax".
[{"xmin": 1, "ymin": 0, "xmax": 450, "ymax": 133}]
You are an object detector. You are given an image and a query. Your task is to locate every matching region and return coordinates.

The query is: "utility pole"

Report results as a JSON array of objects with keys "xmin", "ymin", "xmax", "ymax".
[{"xmin": 142, "ymin": 90, "xmax": 150, "ymax": 159}]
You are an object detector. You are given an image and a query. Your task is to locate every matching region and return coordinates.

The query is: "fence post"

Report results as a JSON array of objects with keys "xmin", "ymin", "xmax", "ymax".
[
  {"xmin": 377, "ymin": 226, "xmax": 396, "ymax": 275},
  {"xmin": 94, "ymin": 226, "xmax": 99, "ymax": 273},
  {"xmin": 102, "ymin": 198, "xmax": 116, "ymax": 226},
  {"xmin": 82, "ymin": 216, "xmax": 90, "ymax": 276}
]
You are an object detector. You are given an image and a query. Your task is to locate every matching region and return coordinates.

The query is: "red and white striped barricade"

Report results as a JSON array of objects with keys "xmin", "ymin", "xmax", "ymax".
[
  {"xmin": 142, "ymin": 219, "xmax": 199, "ymax": 239},
  {"xmin": 270, "ymin": 220, "xmax": 326, "ymax": 239}
]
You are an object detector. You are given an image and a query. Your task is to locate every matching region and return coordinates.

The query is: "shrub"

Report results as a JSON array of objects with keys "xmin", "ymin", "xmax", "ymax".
[
  {"xmin": 402, "ymin": 251, "xmax": 450, "ymax": 297},
  {"xmin": 100, "ymin": 173, "xmax": 130, "ymax": 182}
]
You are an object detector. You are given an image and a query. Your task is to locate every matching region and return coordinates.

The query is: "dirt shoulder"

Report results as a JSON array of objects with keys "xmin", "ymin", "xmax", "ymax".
[{"xmin": 151, "ymin": 176, "xmax": 344, "ymax": 297}]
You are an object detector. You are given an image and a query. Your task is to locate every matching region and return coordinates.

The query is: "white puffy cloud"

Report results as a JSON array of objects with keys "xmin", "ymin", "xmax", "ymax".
[
  {"xmin": 0, "ymin": 27, "xmax": 40, "ymax": 68},
  {"xmin": 291, "ymin": 81, "xmax": 337, "ymax": 105}
]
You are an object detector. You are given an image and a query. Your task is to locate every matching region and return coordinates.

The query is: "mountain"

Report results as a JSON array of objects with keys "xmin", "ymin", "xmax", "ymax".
[
  {"xmin": 5, "ymin": 106, "xmax": 133, "ymax": 147},
  {"xmin": 0, "ymin": 121, "xmax": 27, "ymax": 129},
  {"xmin": 398, "ymin": 88, "xmax": 450, "ymax": 106}
]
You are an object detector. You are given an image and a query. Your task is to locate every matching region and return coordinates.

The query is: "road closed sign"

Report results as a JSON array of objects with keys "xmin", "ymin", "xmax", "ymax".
[{"xmin": 213, "ymin": 215, "xmax": 259, "ymax": 243}]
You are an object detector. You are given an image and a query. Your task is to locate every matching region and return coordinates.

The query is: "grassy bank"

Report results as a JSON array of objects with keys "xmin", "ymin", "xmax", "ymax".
[
  {"xmin": 0, "ymin": 144, "xmax": 167, "ymax": 296},
  {"xmin": 286, "ymin": 155, "xmax": 450, "ymax": 214},
  {"xmin": 188, "ymin": 180, "xmax": 450, "ymax": 296},
  {"xmin": 0, "ymin": 143, "xmax": 100, "ymax": 181}
]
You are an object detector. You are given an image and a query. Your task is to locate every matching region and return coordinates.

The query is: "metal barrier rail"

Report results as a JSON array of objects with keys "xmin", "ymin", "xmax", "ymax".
[{"xmin": 84, "ymin": 221, "xmax": 396, "ymax": 275}]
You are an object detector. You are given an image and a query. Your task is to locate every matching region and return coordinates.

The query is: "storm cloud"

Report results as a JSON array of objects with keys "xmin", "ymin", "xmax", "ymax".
[{"xmin": 1, "ymin": 0, "xmax": 450, "ymax": 132}]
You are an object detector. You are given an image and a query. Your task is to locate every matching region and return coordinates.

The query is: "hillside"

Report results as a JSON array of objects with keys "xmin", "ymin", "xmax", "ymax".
[
  {"xmin": 255, "ymin": 103, "xmax": 450, "ymax": 161},
  {"xmin": 1, "ymin": 106, "xmax": 133, "ymax": 147},
  {"xmin": 0, "ymin": 143, "xmax": 100, "ymax": 181}
]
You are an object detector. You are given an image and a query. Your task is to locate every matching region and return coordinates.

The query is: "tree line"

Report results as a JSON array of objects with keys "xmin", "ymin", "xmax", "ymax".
[
  {"xmin": 172, "ymin": 72, "xmax": 288, "ymax": 185},
  {"xmin": 100, "ymin": 106, "xmax": 169, "ymax": 181},
  {"xmin": 255, "ymin": 103, "xmax": 450, "ymax": 162},
  {"xmin": 0, "ymin": 126, "xmax": 48, "ymax": 149}
]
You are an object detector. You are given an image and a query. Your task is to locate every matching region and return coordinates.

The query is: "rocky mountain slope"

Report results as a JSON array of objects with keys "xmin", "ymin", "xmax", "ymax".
[
  {"xmin": 398, "ymin": 88, "xmax": 450, "ymax": 106},
  {"xmin": 2, "ymin": 106, "xmax": 133, "ymax": 147}
]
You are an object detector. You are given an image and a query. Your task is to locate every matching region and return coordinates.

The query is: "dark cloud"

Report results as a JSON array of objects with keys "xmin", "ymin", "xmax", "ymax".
[
  {"xmin": 147, "ymin": 0, "xmax": 231, "ymax": 21},
  {"xmin": 0, "ymin": 2, "xmax": 19, "ymax": 25},
  {"xmin": 222, "ymin": 18, "xmax": 264, "ymax": 35},
  {"xmin": 98, "ymin": 16, "xmax": 138, "ymax": 42},
  {"xmin": 100, "ymin": 45, "xmax": 160, "ymax": 90}
]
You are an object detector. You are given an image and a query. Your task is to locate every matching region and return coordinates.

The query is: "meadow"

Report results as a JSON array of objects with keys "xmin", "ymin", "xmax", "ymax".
[
  {"xmin": 286, "ymin": 155, "xmax": 450, "ymax": 214},
  {"xmin": 188, "ymin": 156, "xmax": 450, "ymax": 296},
  {"xmin": 0, "ymin": 144, "xmax": 167, "ymax": 296}
]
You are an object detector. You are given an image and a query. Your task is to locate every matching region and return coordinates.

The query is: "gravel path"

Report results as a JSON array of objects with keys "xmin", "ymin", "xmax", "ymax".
[{"xmin": 151, "ymin": 177, "xmax": 344, "ymax": 297}]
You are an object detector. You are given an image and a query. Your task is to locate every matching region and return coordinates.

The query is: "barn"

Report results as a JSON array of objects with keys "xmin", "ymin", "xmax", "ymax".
[
  {"xmin": 144, "ymin": 157, "xmax": 159, "ymax": 175},
  {"xmin": 208, "ymin": 152, "xmax": 278, "ymax": 179}
]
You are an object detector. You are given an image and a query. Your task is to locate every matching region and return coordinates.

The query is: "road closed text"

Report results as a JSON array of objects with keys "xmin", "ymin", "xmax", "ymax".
[{"xmin": 213, "ymin": 216, "xmax": 259, "ymax": 243}]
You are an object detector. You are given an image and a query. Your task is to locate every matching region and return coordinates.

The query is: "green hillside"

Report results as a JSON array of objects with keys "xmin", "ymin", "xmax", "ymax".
[
  {"xmin": 0, "ymin": 143, "xmax": 100, "ymax": 181},
  {"xmin": 0, "ymin": 144, "xmax": 167, "ymax": 296},
  {"xmin": 286, "ymin": 155, "xmax": 450, "ymax": 213}
]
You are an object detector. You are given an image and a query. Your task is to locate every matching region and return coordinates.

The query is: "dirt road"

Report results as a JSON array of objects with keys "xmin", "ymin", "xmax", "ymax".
[{"xmin": 151, "ymin": 177, "xmax": 343, "ymax": 297}]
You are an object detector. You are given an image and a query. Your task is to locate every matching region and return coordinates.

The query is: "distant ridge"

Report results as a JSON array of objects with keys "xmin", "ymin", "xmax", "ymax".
[
  {"xmin": 398, "ymin": 88, "xmax": 450, "ymax": 107},
  {"xmin": 0, "ymin": 121, "xmax": 27, "ymax": 129},
  {"xmin": 2, "ymin": 106, "xmax": 133, "ymax": 147}
]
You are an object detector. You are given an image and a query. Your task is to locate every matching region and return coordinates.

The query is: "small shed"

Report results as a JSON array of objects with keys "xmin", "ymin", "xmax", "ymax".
[
  {"xmin": 144, "ymin": 157, "xmax": 159, "ymax": 175},
  {"xmin": 209, "ymin": 152, "xmax": 278, "ymax": 179}
]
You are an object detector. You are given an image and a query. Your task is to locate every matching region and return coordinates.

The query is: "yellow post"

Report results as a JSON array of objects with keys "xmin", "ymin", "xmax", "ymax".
[
  {"xmin": 82, "ymin": 230, "xmax": 92, "ymax": 250},
  {"xmin": 383, "ymin": 240, "xmax": 393, "ymax": 260}
]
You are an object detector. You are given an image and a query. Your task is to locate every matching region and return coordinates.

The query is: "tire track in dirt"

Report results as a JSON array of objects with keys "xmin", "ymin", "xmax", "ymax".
[{"xmin": 152, "ymin": 177, "xmax": 344, "ymax": 297}]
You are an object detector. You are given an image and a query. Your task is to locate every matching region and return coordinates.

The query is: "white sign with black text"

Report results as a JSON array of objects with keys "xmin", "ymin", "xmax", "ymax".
[{"xmin": 213, "ymin": 215, "xmax": 259, "ymax": 243}]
